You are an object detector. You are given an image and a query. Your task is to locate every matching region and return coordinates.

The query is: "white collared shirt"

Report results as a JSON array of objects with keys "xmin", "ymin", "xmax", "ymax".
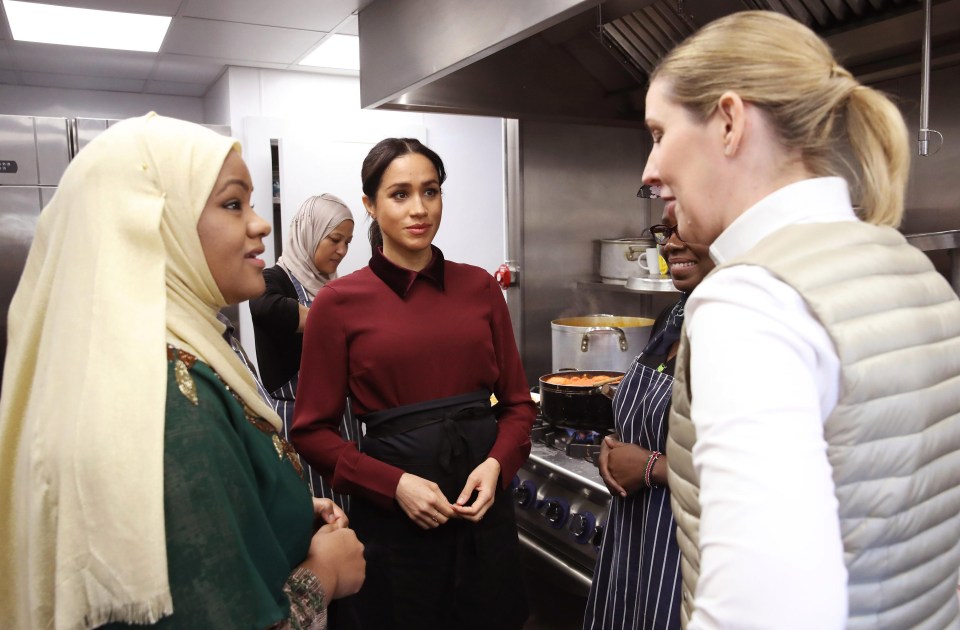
[{"xmin": 685, "ymin": 177, "xmax": 854, "ymax": 630}]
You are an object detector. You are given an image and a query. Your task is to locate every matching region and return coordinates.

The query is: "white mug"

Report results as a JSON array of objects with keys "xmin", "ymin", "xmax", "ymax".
[{"xmin": 638, "ymin": 247, "xmax": 661, "ymax": 277}]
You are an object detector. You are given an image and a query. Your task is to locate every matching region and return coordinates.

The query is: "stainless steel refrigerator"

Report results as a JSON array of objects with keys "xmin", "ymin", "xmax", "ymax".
[
  {"xmin": 0, "ymin": 114, "xmax": 70, "ymax": 388},
  {"xmin": 1, "ymin": 117, "xmax": 234, "ymax": 390}
]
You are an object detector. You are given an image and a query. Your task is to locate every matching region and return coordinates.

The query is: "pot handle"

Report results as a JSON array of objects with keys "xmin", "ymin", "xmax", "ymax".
[
  {"xmin": 624, "ymin": 245, "xmax": 645, "ymax": 262},
  {"xmin": 580, "ymin": 326, "xmax": 628, "ymax": 352}
]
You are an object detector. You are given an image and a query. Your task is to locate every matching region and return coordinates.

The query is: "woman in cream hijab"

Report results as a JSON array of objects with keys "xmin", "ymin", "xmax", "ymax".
[
  {"xmin": 250, "ymin": 194, "xmax": 357, "ymax": 503},
  {"xmin": 0, "ymin": 113, "xmax": 363, "ymax": 629}
]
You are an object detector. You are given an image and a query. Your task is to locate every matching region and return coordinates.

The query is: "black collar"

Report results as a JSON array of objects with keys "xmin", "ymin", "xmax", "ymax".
[{"xmin": 370, "ymin": 245, "xmax": 446, "ymax": 298}]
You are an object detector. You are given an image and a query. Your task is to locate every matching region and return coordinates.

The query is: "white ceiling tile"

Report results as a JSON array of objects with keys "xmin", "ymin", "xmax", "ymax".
[
  {"xmin": 11, "ymin": 0, "xmax": 182, "ymax": 16},
  {"xmin": 338, "ymin": 15, "xmax": 359, "ymax": 36},
  {"xmin": 162, "ymin": 17, "xmax": 324, "ymax": 64},
  {"xmin": 21, "ymin": 71, "xmax": 146, "ymax": 92},
  {"xmin": 0, "ymin": 2, "xmax": 363, "ymax": 97},
  {"xmin": 144, "ymin": 79, "xmax": 208, "ymax": 97},
  {"xmin": 9, "ymin": 41, "xmax": 156, "ymax": 78},
  {"xmin": 152, "ymin": 53, "xmax": 226, "ymax": 83},
  {"xmin": 182, "ymin": 0, "xmax": 360, "ymax": 32}
]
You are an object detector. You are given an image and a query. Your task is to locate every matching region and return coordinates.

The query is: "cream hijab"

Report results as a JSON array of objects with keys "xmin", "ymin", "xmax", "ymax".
[
  {"xmin": 276, "ymin": 193, "xmax": 353, "ymax": 299},
  {"xmin": 0, "ymin": 113, "xmax": 282, "ymax": 630}
]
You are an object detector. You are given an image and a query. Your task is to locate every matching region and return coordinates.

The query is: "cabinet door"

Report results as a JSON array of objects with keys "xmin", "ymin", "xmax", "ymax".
[
  {"xmin": 0, "ymin": 186, "xmax": 43, "ymax": 387},
  {"xmin": 0, "ymin": 115, "xmax": 39, "ymax": 185},
  {"xmin": 35, "ymin": 117, "xmax": 70, "ymax": 186},
  {"xmin": 75, "ymin": 118, "xmax": 109, "ymax": 155}
]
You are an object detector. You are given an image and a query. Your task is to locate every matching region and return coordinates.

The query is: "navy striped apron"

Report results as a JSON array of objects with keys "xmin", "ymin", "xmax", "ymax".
[
  {"xmin": 218, "ymin": 312, "xmax": 274, "ymax": 406},
  {"xmin": 270, "ymin": 273, "xmax": 361, "ymax": 510},
  {"xmin": 583, "ymin": 325, "xmax": 682, "ymax": 630}
]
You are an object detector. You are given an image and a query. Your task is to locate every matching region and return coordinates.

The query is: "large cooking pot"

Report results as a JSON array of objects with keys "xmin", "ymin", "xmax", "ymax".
[
  {"xmin": 598, "ymin": 237, "xmax": 657, "ymax": 284},
  {"xmin": 552, "ymin": 314, "xmax": 655, "ymax": 373},
  {"xmin": 539, "ymin": 370, "xmax": 623, "ymax": 431}
]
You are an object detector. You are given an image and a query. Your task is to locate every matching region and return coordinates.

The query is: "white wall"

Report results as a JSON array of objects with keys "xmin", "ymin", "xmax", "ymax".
[
  {"xmin": 211, "ymin": 66, "xmax": 507, "ymax": 369},
  {"xmin": 0, "ymin": 84, "xmax": 204, "ymax": 121}
]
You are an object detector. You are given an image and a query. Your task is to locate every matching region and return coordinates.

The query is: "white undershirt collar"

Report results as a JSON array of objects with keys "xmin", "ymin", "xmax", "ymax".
[{"xmin": 710, "ymin": 176, "xmax": 857, "ymax": 265}]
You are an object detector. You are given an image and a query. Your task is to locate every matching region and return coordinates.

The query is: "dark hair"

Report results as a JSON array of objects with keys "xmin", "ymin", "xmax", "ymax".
[{"xmin": 361, "ymin": 138, "xmax": 447, "ymax": 249}]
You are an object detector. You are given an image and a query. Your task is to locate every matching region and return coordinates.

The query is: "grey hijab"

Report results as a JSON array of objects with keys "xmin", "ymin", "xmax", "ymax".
[{"xmin": 276, "ymin": 193, "xmax": 353, "ymax": 299}]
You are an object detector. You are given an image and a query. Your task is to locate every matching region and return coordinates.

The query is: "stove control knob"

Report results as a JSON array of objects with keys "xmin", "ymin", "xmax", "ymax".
[
  {"xmin": 591, "ymin": 524, "xmax": 604, "ymax": 549},
  {"xmin": 539, "ymin": 497, "xmax": 570, "ymax": 529},
  {"xmin": 508, "ymin": 475, "xmax": 520, "ymax": 493},
  {"xmin": 568, "ymin": 511, "xmax": 596, "ymax": 544},
  {"xmin": 513, "ymin": 480, "xmax": 537, "ymax": 509}
]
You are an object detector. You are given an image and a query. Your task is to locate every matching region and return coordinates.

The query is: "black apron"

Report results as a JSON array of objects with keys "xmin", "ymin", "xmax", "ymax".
[{"xmin": 339, "ymin": 390, "xmax": 528, "ymax": 630}]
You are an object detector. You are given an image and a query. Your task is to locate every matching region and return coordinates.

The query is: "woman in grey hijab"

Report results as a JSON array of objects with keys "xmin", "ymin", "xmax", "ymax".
[{"xmin": 251, "ymin": 193, "xmax": 356, "ymax": 502}]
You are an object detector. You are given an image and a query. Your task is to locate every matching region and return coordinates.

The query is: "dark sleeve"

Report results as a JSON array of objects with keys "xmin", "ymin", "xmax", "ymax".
[
  {"xmin": 484, "ymin": 275, "xmax": 537, "ymax": 485},
  {"xmin": 292, "ymin": 286, "xmax": 406, "ymax": 510},
  {"xmin": 249, "ymin": 267, "xmax": 303, "ymax": 392},
  {"xmin": 97, "ymin": 360, "xmax": 317, "ymax": 630}
]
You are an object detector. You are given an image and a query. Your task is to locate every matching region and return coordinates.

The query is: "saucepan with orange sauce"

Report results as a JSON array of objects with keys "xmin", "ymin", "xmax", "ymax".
[{"xmin": 538, "ymin": 369, "xmax": 625, "ymax": 431}]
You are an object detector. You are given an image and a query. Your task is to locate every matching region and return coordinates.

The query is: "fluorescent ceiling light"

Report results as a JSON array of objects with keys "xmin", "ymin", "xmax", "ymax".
[
  {"xmin": 4, "ymin": 0, "xmax": 171, "ymax": 53},
  {"xmin": 299, "ymin": 34, "xmax": 359, "ymax": 70}
]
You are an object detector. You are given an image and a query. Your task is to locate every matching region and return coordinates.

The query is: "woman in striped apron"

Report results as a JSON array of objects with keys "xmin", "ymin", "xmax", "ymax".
[
  {"xmin": 250, "ymin": 194, "xmax": 360, "ymax": 505},
  {"xmin": 583, "ymin": 212, "xmax": 713, "ymax": 630}
]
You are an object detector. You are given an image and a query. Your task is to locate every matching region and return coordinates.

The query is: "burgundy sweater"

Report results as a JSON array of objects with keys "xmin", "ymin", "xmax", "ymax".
[{"xmin": 291, "ymin": 246, "xmax": 535, "ymax": 509}]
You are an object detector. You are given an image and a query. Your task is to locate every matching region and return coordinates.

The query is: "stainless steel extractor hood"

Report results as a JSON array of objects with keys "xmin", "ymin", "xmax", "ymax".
[{"xmin": 359, "ymin": 0, "xmax": 960, "ymax": 124}]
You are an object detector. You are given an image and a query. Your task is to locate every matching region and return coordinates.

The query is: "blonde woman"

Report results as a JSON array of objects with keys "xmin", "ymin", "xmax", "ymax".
[
  {"xmin": 641, "ymin": 11, "xmax": 960, "ymax": 630},
  {"xmin": 0, "ymin": 113, "xmax": 364, "ymax": 629}
]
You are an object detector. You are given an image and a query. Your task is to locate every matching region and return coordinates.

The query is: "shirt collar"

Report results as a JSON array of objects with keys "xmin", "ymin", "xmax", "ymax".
[
  {"xmin": 370, "ymin": 245, "xmax": 446, "ymax": 298},
  {"xmin": 710, "ymin": 176, "xmax": 858, "ymax": 265},
  {"xmin": 215, "ymin": 311, "xmax": 235, "ymax": 342}
]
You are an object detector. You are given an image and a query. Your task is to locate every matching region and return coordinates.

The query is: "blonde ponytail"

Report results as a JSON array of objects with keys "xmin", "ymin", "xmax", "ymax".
[{"xmin": 844, "ymin": 86, "xmax": 909, "ymax": 226}]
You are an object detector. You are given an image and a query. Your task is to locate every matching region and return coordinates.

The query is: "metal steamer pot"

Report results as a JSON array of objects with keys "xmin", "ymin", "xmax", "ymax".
[
  {"xmin": 598, "ymin": 237, "xmax": 657, "ymax": 284},
  {"xmin": 551, "ymin": 315, "xmax": 655, "ymax": 373},
  {"xmin": 539, "ymin": 370, "xmax": 623, "ymax": 432}
]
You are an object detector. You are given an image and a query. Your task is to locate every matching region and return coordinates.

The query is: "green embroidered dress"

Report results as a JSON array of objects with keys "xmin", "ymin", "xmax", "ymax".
[{"xmin": 104, "ymin": 349, "xmax": 317, "ymax": 629}]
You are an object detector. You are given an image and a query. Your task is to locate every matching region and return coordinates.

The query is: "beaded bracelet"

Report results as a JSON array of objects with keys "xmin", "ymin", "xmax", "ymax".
[{"xmin": 644, "ymin": 451, "xmax": 662, "ymax": 489}]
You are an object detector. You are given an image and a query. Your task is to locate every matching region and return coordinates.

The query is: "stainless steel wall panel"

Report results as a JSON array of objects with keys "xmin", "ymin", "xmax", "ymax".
[
  {"xmin": 875, "ymin": 64, "xmax": 960, "ymax": 234},
  {"xmin": 518, "ymin": 120, "xmax": 670, "ymax": 383},
  {"xmin": 0, "ymin": 115, "xmax": 39, "ymax": 185},
  {"xmin": 34, "ymin": 117, "xmax": 70, "ymax": 186}
]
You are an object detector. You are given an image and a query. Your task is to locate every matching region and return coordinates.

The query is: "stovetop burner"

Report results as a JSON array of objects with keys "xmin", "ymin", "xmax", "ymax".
[{"xmin": 530, "ymin": 418, "xmax": 609, "ymax": 464}]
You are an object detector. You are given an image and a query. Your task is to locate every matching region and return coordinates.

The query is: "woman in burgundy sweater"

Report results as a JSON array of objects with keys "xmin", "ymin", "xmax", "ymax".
[{"xmin": 291, "ymin": 138, "xmax": 535, "ymax": 630}]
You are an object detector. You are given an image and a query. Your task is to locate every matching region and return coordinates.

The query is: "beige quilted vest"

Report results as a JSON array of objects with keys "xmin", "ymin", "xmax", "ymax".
[{"xmin": 668, "ymin": 221, "xmax": 960, "ymax": 629}]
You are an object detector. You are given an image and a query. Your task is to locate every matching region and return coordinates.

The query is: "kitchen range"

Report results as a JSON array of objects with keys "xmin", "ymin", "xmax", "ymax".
[{"xmin": 513, "ymin": 414, "xmax": 612, "ymax": 597}]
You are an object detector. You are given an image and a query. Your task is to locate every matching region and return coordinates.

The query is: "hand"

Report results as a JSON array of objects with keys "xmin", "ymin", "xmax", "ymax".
[
  {"xmin": 297, "ymin": 303, "xmax": 310, "ymax": 333},
  {"xmin": 313, "ymin": 497, "xmax": 348, "ymax": 530},
  {"xmin": 599, "ymin": 435, "xmax": 649, "ymax": 497},
  {"xmin": 300, "ymin": 526, "xmax": 365, "ymax": 600},
  {"xmin": 395, "ymin": 473, "xmax": 457, "ymax": 530},
  {"xmin": 451, "ymin": 457, "xmax": 500, "ymax": 522}
]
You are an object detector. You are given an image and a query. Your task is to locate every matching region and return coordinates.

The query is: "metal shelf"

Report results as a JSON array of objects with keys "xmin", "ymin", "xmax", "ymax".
[
  {"xmin": 905, "ymin": 229, "xmax": 960, "ymax": 251},
  {"xmin": 905, "ymin": 229, "xmax": 960, "ymax": 296},
  {"xmin": 577, "ymin": 278, "xmax": 678, "ymax": 294}
]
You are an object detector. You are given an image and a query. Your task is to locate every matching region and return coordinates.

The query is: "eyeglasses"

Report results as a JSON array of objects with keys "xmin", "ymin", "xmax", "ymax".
[
  {"xmin": 637, "ymin": 184, "xmax": 661, "ymax": 199},
  {"xmin": 648, "ymin": 224, "xmax": 683, "ymax": 245}
]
